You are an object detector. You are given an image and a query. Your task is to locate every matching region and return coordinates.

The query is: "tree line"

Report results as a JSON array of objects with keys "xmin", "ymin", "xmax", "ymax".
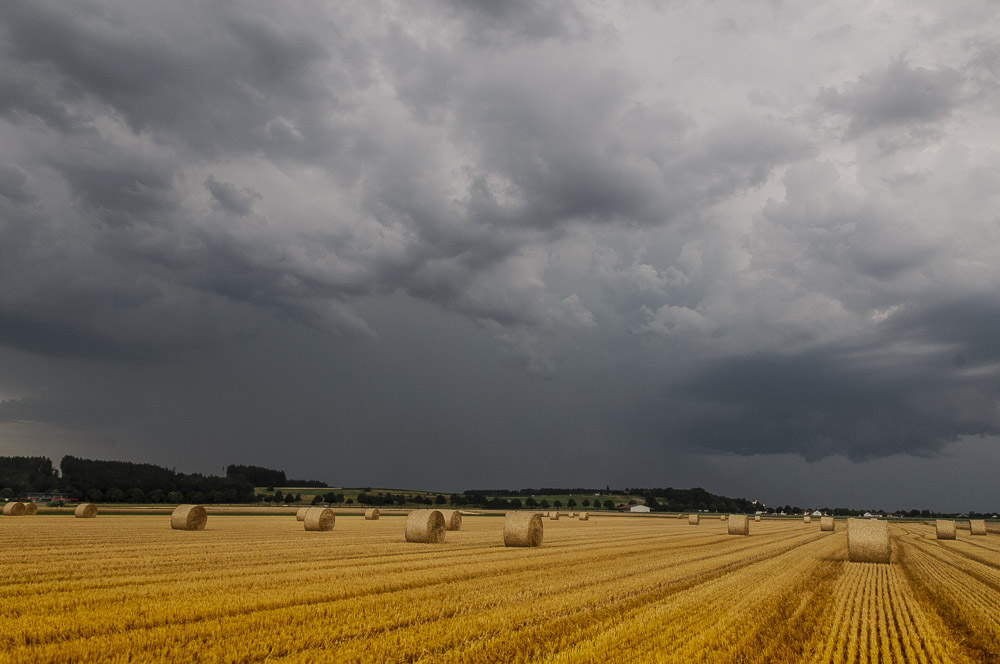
[{"xmin": 0, "ymin": 455, "xmax": 325, "ymax": 505}]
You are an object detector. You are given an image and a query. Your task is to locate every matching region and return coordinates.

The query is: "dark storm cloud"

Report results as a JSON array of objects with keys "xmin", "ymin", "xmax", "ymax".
[
  {"xmin": 1, "ymin": 0, "xmax": 999, "ymax": 502},
  {"xmin": 204, "ymin": 177, "xmax": 261, "ymax": 216},
  {"xmin": 819, "ymin": 59, "xmax": 964, "ymax": 138},
  {"xmin": 666, "ymin": 343, "xmax": 1000, "ymax": 461}
]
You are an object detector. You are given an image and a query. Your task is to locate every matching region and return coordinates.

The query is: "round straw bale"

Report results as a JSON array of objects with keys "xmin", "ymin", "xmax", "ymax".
[
  {"xmin": 23, "ymin": 502, "xmax": 38, "ymax": 515},
  {"xmin": 441, "ymin": 509, "xmax": 462, "ymax": 531},
  {"xmin": 504, "ymin": 512, "xmax": 543, "ymax": 547},
  {"xmin": 847, "ymin": 518, "xmax": 890, "ymax": 563},
  {"xmin": 295, "ymin": 507, "xmax": 309, "ymax": 521},
  {"xmin": 405, "ymin": 509, "xmax": 446, "ymax": 543},
  {"xmin": 170, "ymin": 504, "xmax": 207, "ymax": 531},
  {"xmin": 820, "ymin": 516, "xmax": 835, "ymax": 532},
  {"xmin": 578, "ymin": 512, "xmax": 589, "ymax": 521},
  {"xmin": 803, "ymin": 516, "xmax": 811, "ymax": 524},
  {"xmin": 549, "ymin": 511, "xmax": 560, "ymax": 520},
  {"xmin": 935, "ymin": 520, "xmax": 956, "ymax": 540},
  {"xmin": 3, "ymin": 502, "xmax": 26, "ymax": 516},
  {"xmin": 304, "ymin": 507, "xmax": 335, "ymax": 531},
  {"xmin": 719, "ymin": 514, "xmax": 727, "ymax": 520},
  {"xmin": 970, "ymin": 519, "xmax": 987, "ymax": 536},
  {"xmin": 728, "ymin": 514, "xmax": 749, "ymax": 535},
  {"xmin": 689, "ymin": 514, "xmax": 699, "ymax": 525},
  {"xmin": 754, "ymin": 515, "xmax": 761, "ymax": 522},
  {"xmin": 74, "ymin": 503, "xmax": 98, "ymax": 518},
  {"xmin": 365, "ymin": 508, "xmax": 380, "ymax": 520}
]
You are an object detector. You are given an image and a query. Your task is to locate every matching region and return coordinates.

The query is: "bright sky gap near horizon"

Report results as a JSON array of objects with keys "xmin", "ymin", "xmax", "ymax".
[{"xmin": 1, "ymin": 1, "xmax": 999, "ymax": 512}]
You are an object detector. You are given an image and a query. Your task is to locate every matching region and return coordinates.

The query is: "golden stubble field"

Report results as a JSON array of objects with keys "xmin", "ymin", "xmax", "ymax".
[{"xmin": 1, "ymin": 514, "xmax": 998, "ymax": 663}]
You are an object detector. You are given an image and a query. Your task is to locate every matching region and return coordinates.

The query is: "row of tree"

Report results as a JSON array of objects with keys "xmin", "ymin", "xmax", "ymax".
[{"xmin": 0, "ymin": 455, "xmax": 325, "ymax": 504}]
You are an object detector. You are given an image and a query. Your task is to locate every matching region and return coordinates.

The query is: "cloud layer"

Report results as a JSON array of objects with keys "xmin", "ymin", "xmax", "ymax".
[{"xmin": 1, "ymin": 1, "xmax": 999, "ymax": 507}]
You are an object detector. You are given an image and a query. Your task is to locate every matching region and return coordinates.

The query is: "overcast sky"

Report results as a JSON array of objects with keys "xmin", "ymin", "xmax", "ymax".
[{"xmin": 2, "ymin": 1, "xmax": 999, "ymax": 511}]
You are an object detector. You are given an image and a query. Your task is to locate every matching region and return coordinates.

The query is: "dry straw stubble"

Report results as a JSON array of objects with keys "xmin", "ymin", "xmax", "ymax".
[
  {"xmin": 504, "ymin": 512, "xmax": 543, "ymax": 547},
  {"xmin": 405, "ymin": 509, "xmax": 446, "ymax": 543},
  {"xmin": 171, "ymin": 504, "xmax": 208, "ymax": 531},
  {"xmin": 935, "ymin": 520, "xmax": 956, "ymax": 540},
  {"xmin": 970, "ymin": 519, "xmax": 987, "ymax": 536},
  {"xmin": 441, "ymin": 510, "xmax": 462, "ymax": 531},
  {"xmin": 847, "ymin": 518, "xmax": 890, "ymax": 563},
  {"xmin": 820, "ymin": 516, "xmax": 835, "ymax": 532},
  {"xmin": 365, "ymin": 508, "xmax": 380, "ymax": 520},
  {"xmin": 304, "ymin": 508, "xmax": 335, "ymax": 531},
  {"xmin": 728, "ymin": 514, "xmax": 749, "ymax": 535},
  {"xmin": 3, "ymin": 502, "xmax": 26, "ymax": 516},
  {"xmin": 74, "ymin": 503, "xmax": 98, "ymax": 518}
]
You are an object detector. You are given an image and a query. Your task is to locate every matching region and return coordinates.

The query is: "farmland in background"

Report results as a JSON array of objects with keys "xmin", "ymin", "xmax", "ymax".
[{"xmin": 1, "ymin": 516, "xmax": 998, "ymax": 662}]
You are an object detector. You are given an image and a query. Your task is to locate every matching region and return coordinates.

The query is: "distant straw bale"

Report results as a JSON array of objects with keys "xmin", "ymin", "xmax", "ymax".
[
  {"xmin": 578, "ymin": 512, "xmax": 589, "ymax": 521},
  {"xmin": 719, "ymin": 515, "xmax": 726, "ymax": 521},
  {"xmin": 804, "ymin": 516, "xmax": 811, "ymax": 524},
  {"xmin": 549, "ymin": 512, "xmax": 560, "ymax": 520},
  {"xmin": 3, "ymin": 502, "xmax": 26, "ymax": 516},
  {"xmin": 170, "ymin": 504, "xmax": 207, "ymax": 531},
  {"xmin": 754, "ymin": 515, "xmax": 761, "ymax": 522},
  {"xmin": 365, "ymin": 508, "xmax": 380, "ymax": 520},
  {"xmin": 441, "ymin": 510, "xmax": 462, "ymax": 531},
  {"xmin": 935, "ymin": 520, "xmax": 956, "ymax": 540},
  {"xmin": 74, "ymin": 503, "xmax": 98, "ymax": 518},
  {"xmin": 970, "ymin": 519, "xmax": 987, "ymax": 536},
  {"xmin": 296, "ymin": 508, "xmax": 309, "ymax": 521},
  {"xmin": 821, "ymin": 516, "xmax": 835, "ymax": 532},
  {"xmin": 728, "ymin": 514, "xmax": 749, "ymax": 535},
  {"xmin": 23, "ymin": 502, "xmax": 38, "ymax": 515},
  {"xmin": 504, "ymin": 512, "xmax": 543, "ymax": 547},
  {"xmin": 304, "ymin": 507, "xmax": 335, "ymax": 531},
  {"xmin": 405, "ymin": 509, "xmax": 446, "ymax": 543},
  {"xmin": 848, "ymin": 518, "xmax": 890, "ymax": 563},
  {"xmin": 689, "ymin": 514, "xmax": 699, "ymax": 525}
]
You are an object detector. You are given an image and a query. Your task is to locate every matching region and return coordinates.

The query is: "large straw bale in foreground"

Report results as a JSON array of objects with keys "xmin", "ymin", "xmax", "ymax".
[
  {"xmin": 3, "ymin": 502, "xmax": 26, "ymax": 516},
  {"xmin": 504, "ymin": 512, "xmax": 543, "ymax": 547},
  {"xmin": 820, "ymin": 516, "xmax": 835, "ymax": 532},
  {"xmin": 405, "ymin": 509, "xmax": 446, "ymax": 543},
  {"xmin": 74, "ymin": 503, "xmax": 98, "ymax": 518},
  {"xmin": 23, "ymin": 502, "xmax": 38, "ymax": 515},
  {"xmin": 804, "ymin": 516, "xmax": 811, "ymax": 524},
  {"xmin": 848, "ymin": 518, "xmax": 890, "ymax": 563},
  {"xmin": 549, "ymin": 512, "xmax": 560, "ymax": 520},
  {"xmin": 935, "ymin": 520, "xmax": 956, "ymax": 540},
  {"xmin": 365, "ymin": 508, "xmax": 380, "ymax": 520},
  {"xmin": 578, "ymin": 512, "xmax": 589, "ymax": 521},
  {"xmin": 970, "ymin": 519, "xmax": 987, "ymax": 536},
  {"xmin": 728, "ymin": 514, "xmax": 749, "ymax": 535},
  {"xmin": 689, "ymin": 514, "xmax": 699, "ymax": 525},
  {"xmin": 296, "ymin": 507, "xmax": 309, "ymax": 521},
  {"xmin": 171, "ymin": 504, "xmax": 207, "ymax": 531},
  {"xmin": 304, "ymin": 507, "xmax": 335, "ymax": 531},
  {"xmin": 441, "ymin": 510, "xmax": 462, "ymax": 531}
]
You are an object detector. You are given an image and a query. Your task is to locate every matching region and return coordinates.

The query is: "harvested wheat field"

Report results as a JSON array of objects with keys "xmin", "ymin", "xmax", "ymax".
[{"xmin": 1, "ymin": 516, "xmax": 998, "ymax": 663}]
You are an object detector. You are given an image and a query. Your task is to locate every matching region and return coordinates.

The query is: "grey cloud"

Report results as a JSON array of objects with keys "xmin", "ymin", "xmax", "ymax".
[
  {"xmin": 205, "ymin": 176, "xmax": 261, "ymax": 216},
  {"xmin": 666, "ymin": 345, "xmax": 1000, "ymax": 461},
  {"xmin": 0, "ymin": 164, "xmax": 33, "ymax": 203},
  {"xmin": 819, "ymin": 59, "xmax": 964, "ymax": 138}
]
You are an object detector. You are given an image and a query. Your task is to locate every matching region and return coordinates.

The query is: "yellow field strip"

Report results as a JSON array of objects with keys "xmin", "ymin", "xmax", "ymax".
[{"xmin": 1, "ymin": 516, "xmax": 997, "ymax": 663}]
